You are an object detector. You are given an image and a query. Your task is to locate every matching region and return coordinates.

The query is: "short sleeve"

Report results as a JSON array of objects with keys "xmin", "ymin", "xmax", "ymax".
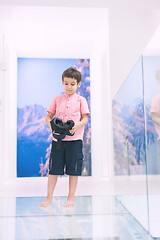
[
  {"xmin": 151, "ymin": 94, "xmax": 160, "ymax": 113},
  {"xmin": 47, "ymin": 97, "xmax": 56, "ymax": 115},
  {"xmin": 80, "ymin": 96, "xmax": 90, "ymax": 116}
]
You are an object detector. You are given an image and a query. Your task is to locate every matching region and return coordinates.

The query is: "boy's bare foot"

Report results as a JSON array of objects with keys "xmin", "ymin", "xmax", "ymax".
[
  {"xmin": 63, "ymin": 198, "xmax": 75, "ymax": 208},
  {"xmin": 39, "ymin": 197, "xmax": 53, "ymax": 207}
]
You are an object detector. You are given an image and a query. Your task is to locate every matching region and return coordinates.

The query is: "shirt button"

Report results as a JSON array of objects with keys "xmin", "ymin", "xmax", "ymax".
[{"xmin": 66, "ymin": 106, "xmax": 68, "ymax": 108}]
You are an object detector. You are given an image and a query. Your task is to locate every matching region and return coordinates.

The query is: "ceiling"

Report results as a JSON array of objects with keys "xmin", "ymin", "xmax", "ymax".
[
  {"xmin": 2, "ymin": 0, "xmax": 160, "ymax": 58},
  {"xmin": 1, "ymin": 0, "xmax": 160, "ymax": 9},
  {"xmin": 4, "ymin": 6, "xmax": 107, "ymax": 57}
]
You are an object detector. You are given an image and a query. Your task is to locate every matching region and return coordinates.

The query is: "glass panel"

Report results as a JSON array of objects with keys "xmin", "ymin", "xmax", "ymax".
[
  {"xmin": 112, "ymin": 57, "xmax": 150, "ymax": 237},
  {"xmin": 143, "ymin": 54, "xmax": 160, "ymax": 239}
]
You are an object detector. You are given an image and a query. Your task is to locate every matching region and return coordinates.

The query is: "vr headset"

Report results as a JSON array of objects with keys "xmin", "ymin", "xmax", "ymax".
[{"xmin": 50, "ymin": 117, "xmax": 75, "ymax": 147}]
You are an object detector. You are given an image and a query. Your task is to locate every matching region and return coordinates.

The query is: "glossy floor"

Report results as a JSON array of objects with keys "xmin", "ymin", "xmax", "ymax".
[
  {"xmin": 117, "ymin": 195, "xmax": 160, "ymax": 239},
  {"xmin": 0, "ymin": 196, "xmax": 153, "ymax": 240}
]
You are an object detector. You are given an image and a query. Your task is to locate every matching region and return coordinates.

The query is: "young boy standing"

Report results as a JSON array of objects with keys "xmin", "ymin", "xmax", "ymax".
[{"xmin": 39, "ymin": 67, "xmax": 90, "ymax": 208}]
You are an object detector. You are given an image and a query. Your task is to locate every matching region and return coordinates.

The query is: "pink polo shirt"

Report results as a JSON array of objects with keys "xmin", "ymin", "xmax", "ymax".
[{"xmin": 47, "ymin": 93, "xmax": 90, "ymax": 141}]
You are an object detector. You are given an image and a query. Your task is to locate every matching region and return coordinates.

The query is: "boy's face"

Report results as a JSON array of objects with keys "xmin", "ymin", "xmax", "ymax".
[{"xmin": 62, "ymin": 77, "xmax": 81, "ymax": 96}]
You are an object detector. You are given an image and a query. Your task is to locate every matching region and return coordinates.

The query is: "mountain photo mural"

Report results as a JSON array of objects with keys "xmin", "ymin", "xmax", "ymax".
[{"xmin": 17, "ymin": 58, "xmax": 91, "ymax": 177}]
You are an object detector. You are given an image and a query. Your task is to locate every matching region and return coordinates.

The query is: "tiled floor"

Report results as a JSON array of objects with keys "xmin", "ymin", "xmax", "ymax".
[{"xmin": 0, "ymin": 196, "xmax": 153, "ymax": 240}]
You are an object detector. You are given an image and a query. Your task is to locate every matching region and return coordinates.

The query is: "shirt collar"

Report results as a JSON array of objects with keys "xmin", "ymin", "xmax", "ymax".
[{"xmin": 64, "ymin": 93, "xmax": 77, "ymax": 98}]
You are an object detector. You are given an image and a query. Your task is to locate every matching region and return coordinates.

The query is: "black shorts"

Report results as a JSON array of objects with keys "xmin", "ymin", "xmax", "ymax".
[{"xmin": 49, "ymin": 140, "xmax": 84, "ymax": 176}]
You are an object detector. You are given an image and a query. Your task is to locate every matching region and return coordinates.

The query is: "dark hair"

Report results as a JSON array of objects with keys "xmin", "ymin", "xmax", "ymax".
[{"xmin": 62, "ymin": 67, "xmax": 82, "ymax": 83}]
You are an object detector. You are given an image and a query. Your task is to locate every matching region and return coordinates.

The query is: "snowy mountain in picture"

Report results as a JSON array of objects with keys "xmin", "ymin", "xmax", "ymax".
[{"xmin": 17, "ymin": 104, "xmax": 52, "ymax": 143}]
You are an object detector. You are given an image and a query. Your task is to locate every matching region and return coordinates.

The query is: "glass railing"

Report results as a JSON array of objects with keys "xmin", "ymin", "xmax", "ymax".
[
  {"xmin": 113, "ymin": 53, "xmax": 160, "ymax": 239},
  {"xmin": 143, "ymin": 55, "xmax": 160, "ymax": 239},
  {"xmin": 112, "ymin": 56, "xmax": 150, "ymax": 238}
]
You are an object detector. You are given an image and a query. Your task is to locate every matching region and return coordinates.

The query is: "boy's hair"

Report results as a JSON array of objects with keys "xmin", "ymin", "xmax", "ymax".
[{"xmin": 62, "ymin": 67, "xmax": 82, "ymax": 83}]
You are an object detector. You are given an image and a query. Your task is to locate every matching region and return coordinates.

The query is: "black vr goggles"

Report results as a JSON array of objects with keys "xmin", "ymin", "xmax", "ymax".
[{"xmin": 50, "ymin": 117, "xmax": 75, "ymax": 141}]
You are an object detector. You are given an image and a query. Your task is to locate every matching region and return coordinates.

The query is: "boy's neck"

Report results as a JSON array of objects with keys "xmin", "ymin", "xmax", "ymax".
[{"xmin": 64, "ymin": 93, "xmax": 76, "ymax": 97}]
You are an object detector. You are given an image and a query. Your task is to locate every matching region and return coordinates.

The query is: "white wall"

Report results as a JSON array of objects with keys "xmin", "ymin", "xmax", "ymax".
[
  {"xmin": 109, "ymin": 8, "xmax": 160, "ymax": 99},
  {"xmin": 144, "ymin": 21, "xmax": 160, "ymax": 56},
  {"xmin": 3, "ymin": 39, "xmax": 17, "ymax": 180},
  {"xmin": 90, "ymin": 14, "xmax": 111, "ymax": 177},
  {"xmin": 0, "ymin": 7, "xmax": 5, "ymax": 181},
  {"xmin": 0, "ymin": 7, "xmax": 17, "ymax": 181}
]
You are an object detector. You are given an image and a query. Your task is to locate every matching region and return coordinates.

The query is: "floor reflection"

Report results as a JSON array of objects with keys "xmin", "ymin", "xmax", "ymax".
[
  {"xmin": 0, "ymin": 196, "xmax": 153, "ymax": 240},
  {"xmin": 117, "ymin": 195, "xmax": 160, "ymax": 239}
]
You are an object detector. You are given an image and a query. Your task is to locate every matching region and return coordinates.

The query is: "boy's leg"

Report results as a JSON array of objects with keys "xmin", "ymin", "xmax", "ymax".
[
  {"xmin": 39, "ymin": 174, "xmax": 58, "ymax": 207},
  {"xmin": 63, "ymin": 175, "xmax": 78, "ymax": 207}
]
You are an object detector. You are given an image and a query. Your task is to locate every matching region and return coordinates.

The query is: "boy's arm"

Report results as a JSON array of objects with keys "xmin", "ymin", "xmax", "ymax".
[
  {"xmin": 69, "ymin": 114, "xmax": 88, "ymax": 134},
  {"xmin": 45, "ymin": 112, "xmax": 54, "ymax": 133},
  {"xmin": 151, "ymin": 112, "xmax": 160, "ymax": 125}
]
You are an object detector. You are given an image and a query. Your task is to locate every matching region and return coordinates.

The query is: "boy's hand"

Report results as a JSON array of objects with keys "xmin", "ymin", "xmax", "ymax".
[
  {"xmin": 50, "ymin": 127, "xmax": 55, "ymax": 134},
  {"xmin": 69, "ymin": 123, "xmax": 78, "ymax": 135},
  {"xmin": 49, "ymin": 123, "xmax": 55, "ymax": 134},
  {"xmin": 69, "ymin": 115, "xmax": 88, "ymax": 135}
]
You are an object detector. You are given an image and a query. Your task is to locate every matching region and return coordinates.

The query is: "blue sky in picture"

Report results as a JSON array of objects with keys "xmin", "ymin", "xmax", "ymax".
[{"xmin": 17, "ymin": 58, "xmax": 78, "ymax": 108}]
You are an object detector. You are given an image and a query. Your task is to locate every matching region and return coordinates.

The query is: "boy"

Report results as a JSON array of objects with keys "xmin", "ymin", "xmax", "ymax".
[{"xmin": 39, "ymin": 67, "xmax": 90, "ymax": 208}]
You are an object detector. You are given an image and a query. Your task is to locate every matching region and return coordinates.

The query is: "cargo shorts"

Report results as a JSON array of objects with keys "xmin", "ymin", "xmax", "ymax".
[{"xmin": 49, "ymin": 140, "xmax": 84, "ymax": 176}]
